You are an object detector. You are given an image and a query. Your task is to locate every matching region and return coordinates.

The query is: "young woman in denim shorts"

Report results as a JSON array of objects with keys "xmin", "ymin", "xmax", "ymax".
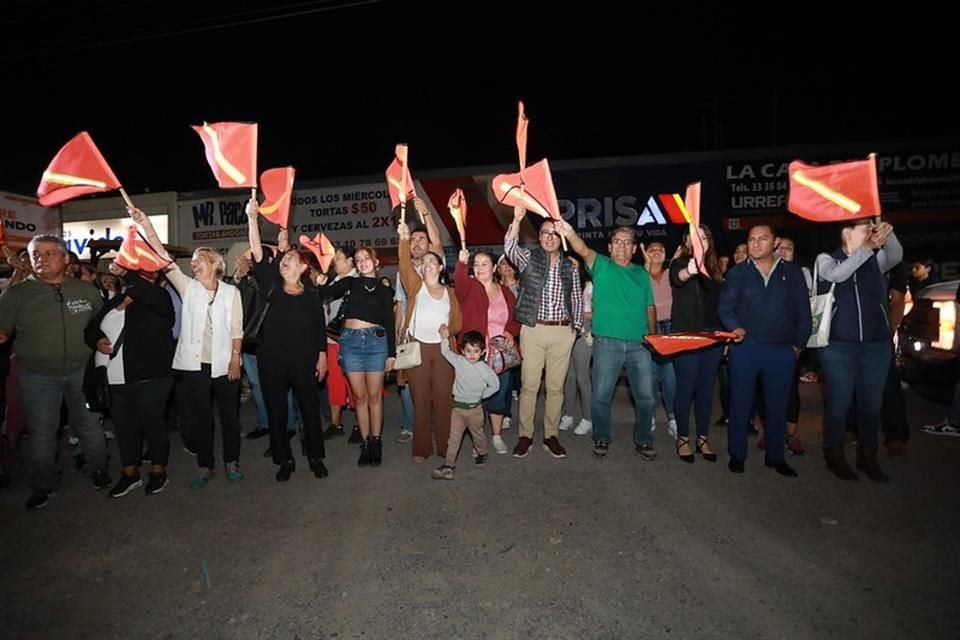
[{"xmin": 318, "ymin": 246, "xmax": 395, "ymax": 467}]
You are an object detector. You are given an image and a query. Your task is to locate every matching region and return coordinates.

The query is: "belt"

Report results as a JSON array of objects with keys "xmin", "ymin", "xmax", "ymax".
[
  {"xmin": 453, "ymin": 400, "xmax": 482, "ymax": 409},
  {"xmin": 536, "ymin": 320, "xmax": 570, "ymax": 326}
]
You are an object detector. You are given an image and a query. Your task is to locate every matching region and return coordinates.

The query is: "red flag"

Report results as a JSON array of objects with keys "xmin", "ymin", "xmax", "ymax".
[
  {"xmin": 448, "ymin": 188, "xmax": 467, "ymax": 245},
  {"xmin": 37, "ymin": 132, "xmax": 122, "ymax": 207},
  {"xmin": 677, "ymin": 182, "xmax": 708, "ymax": 276},
  {"xmin": 114, "ymin": 226, "xmax": 168, "ymax": 272},
  {"xmin": 299, "ymin": 232, "xmax": 336, "ymax": 273},
  {"xmin": 385, "ymin": 144, "xmax": 416, "ymax": 208},
  {"xmin": 787, "ymin": 156, "xmax": 880, "ymax": 222},
  {"xmin": 644, "ymin": 331, "xmax": 738, "ymax": 357},
  {"xmin": 259, "ymin": 167, "xmax": 295, "ymax": 229},
  {"xmin": 191, "ymin": 122, "xmax": 258, "ymax": 188},
  {"xmin": 516, "ymin": 101, "xmax": 529, "ymax": 180},
  {"xmin": 491, "ymin": 159, "xmax": 560, "ymax": 220}
]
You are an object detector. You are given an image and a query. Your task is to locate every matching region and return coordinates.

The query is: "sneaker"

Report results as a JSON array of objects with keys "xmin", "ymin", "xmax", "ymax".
[
  {"xmin": 395, "ymin": 430, "xmax": 413, "ymax": 444},
  {"xmin": 573, "ymin": 418, "xmax": 592, "ymax": 436},
  {"xmin": 225, "ymin": 461, "xmax": 244, "ymax": 483},
  {"xmin": 245, "ymin": 427, "xmax": 270, "ymax": 440},
  {"xmin": 635, "ymin": 443, "xmax": 657, "ymax": 461},
  {"xmin": 667, "ymin": 418, "xmax": 678, "ymax": 439},
  {"xmin": 26, "ymin": 489, "xmax": 54, "ymax": 510},
  {"xmin": 323, "ymin": 424, "xmax": 344, "ymax": 440},
  {"xmin": 431, "ymin": 464, "xmax": 455, "ymax": 480},
  {"xmin": 91, "ymin": 469, "xmax": 112, "ymax": 491},
  {"xmin": 145, "ymin": 472, "xmax": 169, "ymax": 495},
  {"xmin": 650, "ymin": 416, "xmax": 657, "ymax": 434},
  {"xmin": 786, "ymin": 435, "xmax": 805, "ymax": 456},
  {"xmin": 502, "ymin": 417, "xmax": 512, "ymax": 431},
  {"xmin": 109, "ymin": 474, "xmax": 143, "ymax": 498},
  {"xmin": 492, "ymin": 435, "xmax": 509, "ymax": 455},
  {"xmin": 348, "ymin": 426, "xmax": 363, "ymax": 444},
  {"xmin": 593, "ymin": 440, "xmax": 609, "ymax": 458},
  {"xmin": 513, "ymin": 436, "xmax": 533, "ymax": 458},
  {"xmin": 475, "ymin": 453, "xmax": 488, "ymax": 465},
  {"xmin": 190, "ymin": 468, "xmax": 214, "ymax": 491},
  {"xmin": 559, "ymin": 415, "xmax": 574, "ymax": 431},
  {"xmin": 921, "ymin": 421, "xmax": 960, "ymax": 437},
  {"xmin": 542, "ymin": 437, "xmax": 567, "ymax": 458}
]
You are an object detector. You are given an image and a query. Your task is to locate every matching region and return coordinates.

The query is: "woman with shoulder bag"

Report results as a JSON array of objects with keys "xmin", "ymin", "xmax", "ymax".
[
  {"xmin": 454, "ymin": 249, "xmax": 521, "ymax": 455},
  {"xmin": 398, "ymin": 221, "xmax": 462, "ymax": 462},
  {"xmin": 816, "ymin": 219, "xmax": 903, "ymax": 482},
  {"xmin": 84, "ymin": 261, "xmax": 175, "ymax": 497}
]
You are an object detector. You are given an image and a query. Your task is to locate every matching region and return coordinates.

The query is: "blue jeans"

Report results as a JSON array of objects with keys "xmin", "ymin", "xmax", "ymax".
[
  {"xmin": 242, "ymin": 353, "xmax": 268, "ymax": 429},
  {"xmin": 20, "ymin": 367, "xmax": 107, "ymax": 491},
  {"xmin": 399, "ymin": 383, "xmax": 414, "ymax": 432},
  {"xmin": 819, "ymin": 340, "xmax": 891, "ymax": 449},
  {"xmin": 672, "ymin": 344, "xmax": 724, "ymax": 438},
  {"xmin": 652, "ymin": 320, "xmax": 676, "ymax": 420},
  {"xmin": 728, "ymin": 342, "xmax": 796, "ymax": 464},
  {"xmin": 590, "ymin": 336, "xmax": 655, "ymax": 446}
]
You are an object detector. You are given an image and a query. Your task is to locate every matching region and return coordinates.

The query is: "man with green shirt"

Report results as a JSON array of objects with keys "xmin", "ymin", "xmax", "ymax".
[
  {"xmin": 0, "ymin": 235, "xmax": 107, "ymax": 510},
  {"xmin": 555, "ymin": 222, "xmax": 658, "ymax": 460}
]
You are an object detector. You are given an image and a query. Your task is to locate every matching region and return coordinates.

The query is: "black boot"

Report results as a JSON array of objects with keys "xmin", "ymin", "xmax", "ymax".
[
  {"xmin": 276, "ymin": 460, "xmax": 295, "ymax": 482},
  {"xmin": 358, "ymin": 438, "xmax": 371, "ymax": 467},
  {"xmin": 824, "ymin": 447, "xmax": 859, "ymax": 481},
  {"xmin": 309, "ymin": 458, "xmax": 329, "ymax": 478},
  {"xmin": 856, "ymin": 446, "xmax": 890, "ymax": 483},
  {"xmin": 370, "ymin": 436, "xmax": 382, "ymax": 467}
]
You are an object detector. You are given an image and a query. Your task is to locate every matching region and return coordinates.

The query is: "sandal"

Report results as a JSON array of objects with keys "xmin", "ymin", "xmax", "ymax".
[
  {"xmin": 696, "ymin": 435, "xmax": 718, "ymax": 462},
  {"xmin": 676, "ymin": 436, "xmax": 694, "ymax": 464}
]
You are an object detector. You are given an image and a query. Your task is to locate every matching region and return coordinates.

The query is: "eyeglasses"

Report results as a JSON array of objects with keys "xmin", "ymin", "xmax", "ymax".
[
  {"xmin": 611, "ymin": 239, "xmax": 635, "ymax": 246},
  {"xmin": 539, "ymin": 231, "xmax": 560, "ymax": 238}
]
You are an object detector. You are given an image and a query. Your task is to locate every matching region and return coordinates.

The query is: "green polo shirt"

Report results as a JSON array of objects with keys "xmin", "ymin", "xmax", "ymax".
[{"xmin": 587, "ymin": 254, "xmax": 654, "ymax": 341}]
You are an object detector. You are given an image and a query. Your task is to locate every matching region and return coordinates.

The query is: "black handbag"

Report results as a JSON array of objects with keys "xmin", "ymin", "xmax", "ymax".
[
  {"xmin": 326, "ymin": 287, "xmax": 350, "ymax": 341},
  {"xmin": 242, "ymin": 283, "xmax": 276, "ymax": 347},
  {"xmin": 83, "ymin": 326, "xmax": 126, "ymax": 413}
]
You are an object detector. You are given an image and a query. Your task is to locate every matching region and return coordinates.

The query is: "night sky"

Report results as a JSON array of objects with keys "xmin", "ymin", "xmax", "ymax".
[{"xmin": 3, "ymin": 1, "xmax": 957, "ymax": 196}]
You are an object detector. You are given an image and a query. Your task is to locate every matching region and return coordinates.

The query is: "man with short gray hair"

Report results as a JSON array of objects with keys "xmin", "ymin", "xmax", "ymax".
[{"xmin": 0, "ymin": 235, "xmax": 107, "ymax": 510}]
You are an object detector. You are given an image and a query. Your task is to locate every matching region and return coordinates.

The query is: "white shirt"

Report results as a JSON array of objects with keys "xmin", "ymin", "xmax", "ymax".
[
  {"xmin": 95, "ymin": 308, "xmax": 126, "ymax": 385},
  {"xmin": 411, "ymin": 286, "xmax": 450, "ymax": 344}
]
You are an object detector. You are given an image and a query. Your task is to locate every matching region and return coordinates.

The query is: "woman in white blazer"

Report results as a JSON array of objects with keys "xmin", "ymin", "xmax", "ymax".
[{"xmin": 129, "ymin": 207, "xmax": 244, "ymax": 490}]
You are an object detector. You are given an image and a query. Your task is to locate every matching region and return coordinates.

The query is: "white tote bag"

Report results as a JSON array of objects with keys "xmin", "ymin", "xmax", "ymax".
[{"xmin": 807, "ymin": 260, "xmax": 836, "ymax": 349}]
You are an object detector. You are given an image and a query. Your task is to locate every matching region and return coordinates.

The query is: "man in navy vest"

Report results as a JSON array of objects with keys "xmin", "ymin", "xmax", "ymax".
[
  {"xmin": 505, "ymin": 205, "xmax": 583, "ymax": 459},
  {"xmin": 719, "ymin": 224, "xmax": 811, "ymax": 477}
]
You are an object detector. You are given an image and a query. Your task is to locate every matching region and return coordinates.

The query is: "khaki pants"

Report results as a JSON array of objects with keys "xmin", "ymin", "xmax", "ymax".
[
  {"xmin": 445, "ymin": 405, "xmax": 487, "ymax": 466},
  {"xmin": 518, "ymin": 324, "xmax": 576, "ymax": 439}
]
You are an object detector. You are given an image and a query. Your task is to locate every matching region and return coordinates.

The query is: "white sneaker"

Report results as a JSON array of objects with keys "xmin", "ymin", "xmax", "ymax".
[
  {"xmin": 573, "ymin": 419, "xmax": 592, "ymax": 435},
  {"xmin": 667, "ymin": 418, "xmax": 678, "ymax": 439},
  {"xmin": 559, "ymin": 415, "xmax": 574, "ymax": 431},
  {"xmin": 921, "ymin": 421, "xmax": 960, "ymax": 437},
  {"xmin": 492, "ymin": 435, "xmax": 509, "ymax": 454},
  {"xmin": 650, "ymin": 416, "xmax": 657, "ymax": 434},
  {"xmin": 502, "ymin": 417, "xmax": 512, "ymax": 431}
]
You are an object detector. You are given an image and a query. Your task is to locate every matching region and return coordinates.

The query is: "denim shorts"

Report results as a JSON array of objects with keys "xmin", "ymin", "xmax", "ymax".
[{"xmin": 339, "ymin": 327, "xmax": 389, "ymax": 373}]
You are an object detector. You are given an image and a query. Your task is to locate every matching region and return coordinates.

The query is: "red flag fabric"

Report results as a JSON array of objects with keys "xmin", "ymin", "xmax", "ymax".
[
  {"xmin": 37, "ymin": 132, "xmax": 122, "ymax": 207},
  {"xmin": 114, "ymin": 225, "xmax": 168, "ymax": 272},
  {"xmin": 516, "ymin": 101, "xmax": 529, "ymax": 180},
  {"xmin": 491, "ymin": 158, "xmax": 560, "ymax": 220},
  {"xmin": 191, "ymin": 122, "xmax": 258, "ymax": 188},
  {"xmin": 644, "ymin": 331, "xmax": 739, "ymax": 356},
  {"xmin": 385, "ymin": 144, "xmax": 416, "ymax": 208},
  {"xmin": 787, "ymin": 156, "xmax": 880, "ymax": 222},
  {"xmin": 259, "ymin": 167, "xmax": 295, "ymax": 229},
  {"xmin": 448, "ymin": 188, "xmax": 467, "ymax": 244},
  {"xmin": 678, "ymin": 182, "xmax": 708, "ymax": 276},
  {"xmin": 299, "ymin": 232, "xmax": 336, "ymax": 273}
]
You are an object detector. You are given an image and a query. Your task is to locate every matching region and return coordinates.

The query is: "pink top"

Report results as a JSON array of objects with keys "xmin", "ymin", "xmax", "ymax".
[
  {"xmin": 486, "ymin": 290, "xmax": 509, "ymax": 344},
  {"xmin": 649, "ymin": 269, "xmax": 672, "ymax": 321}
]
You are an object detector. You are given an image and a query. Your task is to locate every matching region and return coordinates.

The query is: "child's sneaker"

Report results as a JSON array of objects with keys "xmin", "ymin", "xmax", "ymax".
[
  {"xmin": 430, "ymin": 465, "xmax": 455, "ymax": 480},
  {"xmin": 492, "ymin": 435, "xmax": 509, "ymax": 454},
  {"xmin": 475, "ymin": 454, "xmax": 488, "ymax": 465}
]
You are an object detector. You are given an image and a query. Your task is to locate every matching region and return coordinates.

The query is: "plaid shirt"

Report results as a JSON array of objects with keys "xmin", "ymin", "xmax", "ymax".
[{"xmin": 505, "ymin": 234, "xmax": 584, "ymax": 332}]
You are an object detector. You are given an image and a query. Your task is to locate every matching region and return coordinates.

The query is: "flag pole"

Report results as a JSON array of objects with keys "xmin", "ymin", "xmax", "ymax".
[{"xmin": 118, "ymin": 188, "xmax": 135, "ymax": 210}]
